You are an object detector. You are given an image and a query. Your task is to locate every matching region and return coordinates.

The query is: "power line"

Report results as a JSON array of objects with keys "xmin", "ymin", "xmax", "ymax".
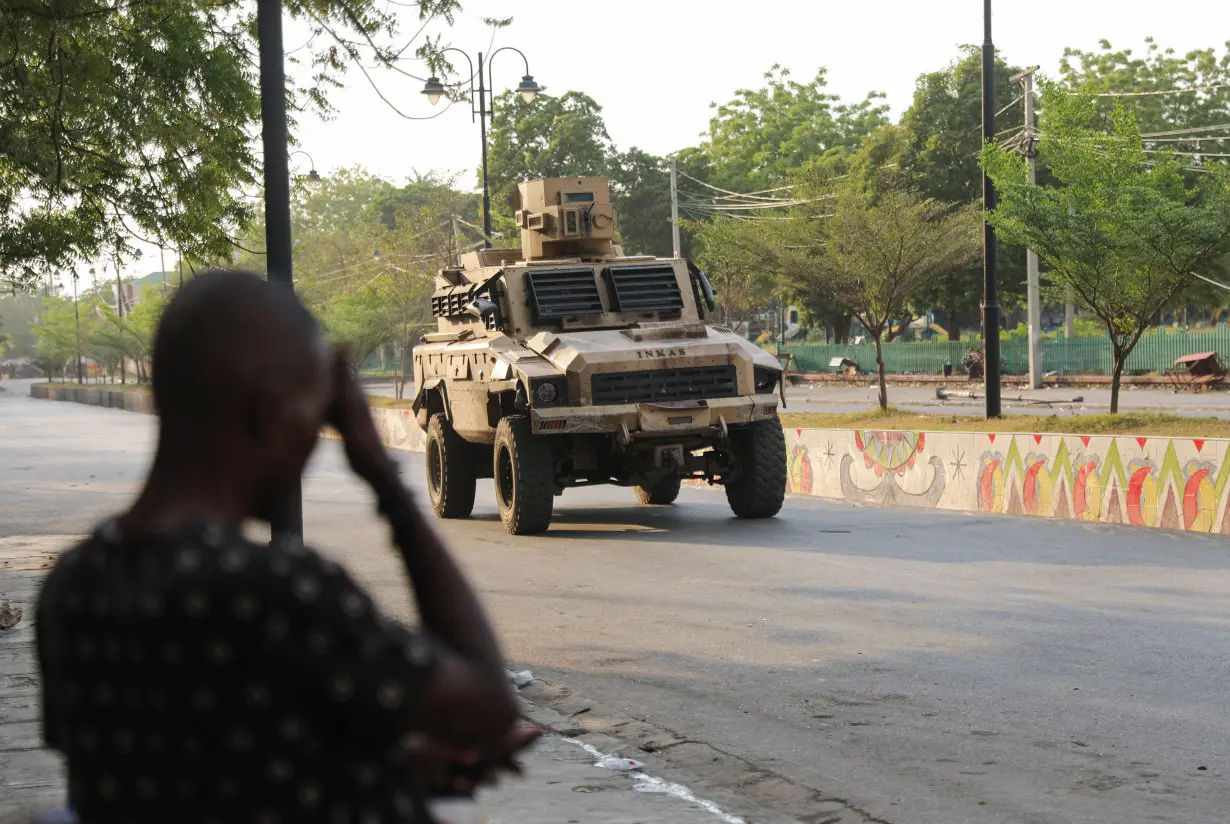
[
  {"xmin": 677, "ymin": 171, "xmax": 796, "ymax": 203},
  {"xmin": 1140, "ymin": 123, "xmax": 1230, "ymax": 138},
  {"xmin": 680, "ymin": 193, "xmax": 837, "ymax": 211},
  {"xmin": 996, "ymin": 95, "xmax": 1023, "ymax": 117},
  {"xmin": 1193, "ymin": 272, "xmax": 1230, "ymax": 292},
  {"xmin": 1081, "ymin": 83, "xmax": 1230, "ymax": 98},
  {"xmin": 1140, "ymin": 148, "xmax": 1230, "ymax": 158},
  {"xmin": 1146, "ymin": 135, "xmax": 1230, "ymax": 143}
]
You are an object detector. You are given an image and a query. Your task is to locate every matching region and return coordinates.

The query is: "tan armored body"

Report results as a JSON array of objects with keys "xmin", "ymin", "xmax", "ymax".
[{"xmin": 412, "ymin": 177, "xmax": 786, "ymax": 534}]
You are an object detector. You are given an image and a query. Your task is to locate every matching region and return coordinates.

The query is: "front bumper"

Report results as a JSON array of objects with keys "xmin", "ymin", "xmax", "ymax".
[{"xmin": 529, "ymin": 394, "xmax": 780, "ymax": 436}]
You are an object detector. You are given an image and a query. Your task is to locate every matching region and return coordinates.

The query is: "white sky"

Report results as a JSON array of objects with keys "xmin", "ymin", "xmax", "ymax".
[{"xmin": 101, "ymin": 0, "xmax": 1230, "ymax": 284}]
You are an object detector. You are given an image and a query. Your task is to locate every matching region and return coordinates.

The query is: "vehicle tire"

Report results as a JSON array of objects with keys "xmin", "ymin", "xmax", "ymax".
[
  {"xmin": 634, "ymin": 474, "xmax": 682, "ymax": 505},
  {"xmin": 493, "ymin": 417, "xmax": 554, "ymax": 535},
  {"xmin": 724, "ymin": 418, "xmax": 787, "ymax": 519},
  {"xmin": 426, "ymin": 414, "xmax": 477, "ymax": 519}
]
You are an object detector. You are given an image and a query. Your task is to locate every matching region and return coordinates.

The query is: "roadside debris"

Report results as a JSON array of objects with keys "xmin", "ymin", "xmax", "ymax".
[
  {"xmin": 935, "ymin": 387, "xmax": 1084, "ymax": 405},
  {"xmin": 596, "ymin": 755, "xmax": 644, "ymax": 771},
  {"xmin": 507, "ymin": 669, "xmax": 534, "ymax": 688},
  {"xmin": 0, "ymin": 601, "xmax": 22, "ymax": 630}
]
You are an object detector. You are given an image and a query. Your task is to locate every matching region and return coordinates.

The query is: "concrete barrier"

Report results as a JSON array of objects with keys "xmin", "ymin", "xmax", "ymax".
[
  {"xmin": 29, "ymin": 383, "xmax": 156, "ymax": 414},
  {"xmin": 34, "ymin": 385, "xmax": 1228, "ymax": 534},
  {"xmin": 784, "ymin": 426, "xmax": 1230, "ymax": 535}
]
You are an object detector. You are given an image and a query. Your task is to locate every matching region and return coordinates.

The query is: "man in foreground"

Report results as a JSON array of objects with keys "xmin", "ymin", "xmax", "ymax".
[{"xmin": 36, "ymin": 271, "xmax": 529, "ymax": 823}]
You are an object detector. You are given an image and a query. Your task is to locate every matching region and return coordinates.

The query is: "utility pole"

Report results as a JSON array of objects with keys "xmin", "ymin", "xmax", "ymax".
[
  {"xmin": 451, "ymin": 214, "xmax": 462, "ymax": 266},
  {"xmin": 980, "ymin": 0, "xmax": 1002, "ymax": 417},
  {"xmin": 257, "ymin": 0, "xmax": 303, "ymax": 540},
  {"xmin": 670, "ymin": 154, "xmax": 681, "ymax": 259},
  {"xmin": 158, "ymin": 246, "xmax": 168, "ymax": 296},
  {"xmin": 476, "ymin": 52, "xmax": 493, "ymax": 248},
  {"xmin": 1012, "ymin": 66, "xmax": 1042, "ymax": 389},
  {"xmin": 1065, "ymin": 301, "xmax": 1075, "ymax": 339},
  {"xmin": 114, "ymin": 258, "xmax": 127, "ymax": 385},
  {"xmin": 72, "ymin": 274, "xmax": 84, "ymax": 385}
]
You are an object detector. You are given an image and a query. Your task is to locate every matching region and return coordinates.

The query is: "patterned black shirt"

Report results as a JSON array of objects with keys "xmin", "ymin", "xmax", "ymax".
[{"xmin": 36, "ymin": 521, "xmax": 438, "ymax": 824}]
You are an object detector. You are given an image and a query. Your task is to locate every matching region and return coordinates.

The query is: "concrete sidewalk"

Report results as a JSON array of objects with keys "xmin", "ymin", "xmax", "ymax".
[{"xmin": 0, "ymin": 537, "xmax": 745, "ymax": 824}]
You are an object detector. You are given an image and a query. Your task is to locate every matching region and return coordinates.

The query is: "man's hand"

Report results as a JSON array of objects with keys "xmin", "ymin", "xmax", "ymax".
[
  {"xmin": 326, "ymin": 349, "xmax": 397, "ymax": 488},
  {"xmin": 403, "ymin": 724, "xmax": 543, "ymax": 797}
]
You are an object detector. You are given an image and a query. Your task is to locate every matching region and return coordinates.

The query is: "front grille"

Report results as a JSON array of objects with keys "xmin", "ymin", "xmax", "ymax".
[
  {"xmin": 604, "ymin": 264, "xmax": 684, "ymax": 314},
  {"xmin": 525, "ymin": 268, "xmax": 604, "ymax": 320},
  {"xmin": 590, "ymin": 365, "xmax": 738, "ymax": 405}
]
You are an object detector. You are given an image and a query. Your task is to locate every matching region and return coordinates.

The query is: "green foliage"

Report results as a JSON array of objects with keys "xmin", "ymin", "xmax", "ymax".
[
  {"xmin": 1059, "ymin": 38, "xmax": 1230, "ymax": 135},
  {"xmin": 608, "ymin": 148, "xmax": 672, "ymax": 257},
  {"xmin": 0, "ymin": 0, "xmax": 459, "ymax": 291},
  {"xmin": 680, "ymin": 65, "xmax": 890, "ymax": 193},
  {"xmin": 31, "ymin": 296, "xmax": 81, "ymax": 377},
  {"xmin": 486, "ymin": 90, "xmax": 613, "ymax": 236},
  {"xmin": 982, "ymin": 85, "xmax": 1230, "ymax": 411},
  {"xmin": 897, "ymin": 47, "xmax": 1027, "ymax": 336},
  {"xmin": 0, "ymin": 292, "xmax": 42, "ymax": 357},
  {"xmin": 283, "ymin": 167, "xmax": 455, "ymax": 394},
  {"xmin": 780, "ymin": 173, "xmax": 982, "ymax": 409},
  {"xmin": 485, "ymin": 90, "xmax": 671, "ymax": 257},
  {"xmin": 683, "ymin": 217, "xmax": 780, "ymax": 330}
]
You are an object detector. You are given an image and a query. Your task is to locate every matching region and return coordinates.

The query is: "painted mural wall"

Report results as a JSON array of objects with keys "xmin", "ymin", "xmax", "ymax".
[{"xmin": 784, "ymin": 427, "xmax": 1230, "ymax": 535}]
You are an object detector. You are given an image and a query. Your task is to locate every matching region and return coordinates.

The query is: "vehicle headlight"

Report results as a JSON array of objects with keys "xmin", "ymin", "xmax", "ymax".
[
  {"xmin": 753, "ymin": 367, "xmax": 779, "ymax": 393},
  {"xmin": 535, "ymin": 381, "xmax": 559, "ymax": 404}
]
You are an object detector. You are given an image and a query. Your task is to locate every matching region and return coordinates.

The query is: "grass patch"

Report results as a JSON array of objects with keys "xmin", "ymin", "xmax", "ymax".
[
  {"xmin": 366, "ymin": 395, "xmax": 416, "ymax": 409},
  {"xmin": 779, "ymin": 407, "xmax": 1230, "ymax": 438}
]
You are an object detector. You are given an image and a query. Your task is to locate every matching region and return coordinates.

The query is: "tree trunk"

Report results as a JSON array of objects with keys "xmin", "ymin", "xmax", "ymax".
[
  {"xmin": 873, "ymin": 332, "xmax": 888, "ymax": 412},
  {"xmin": 1110, "ymin": 352, "xmax": 1124, "ymax": 415},
  {"xmin": 833, "ymin": 311, "xmax": 851, "ymax": 345}
]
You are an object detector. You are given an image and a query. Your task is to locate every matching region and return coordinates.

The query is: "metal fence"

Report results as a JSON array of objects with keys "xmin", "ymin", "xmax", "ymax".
[{"xmin": 781, "ymin": 328, "xmax": 1230, "ymax": 376}]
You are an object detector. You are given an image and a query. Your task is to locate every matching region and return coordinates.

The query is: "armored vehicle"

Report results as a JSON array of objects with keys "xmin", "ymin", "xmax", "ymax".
[{"xmin": 411, "ymin": 176, "xmax": 787, "ymax": 534}]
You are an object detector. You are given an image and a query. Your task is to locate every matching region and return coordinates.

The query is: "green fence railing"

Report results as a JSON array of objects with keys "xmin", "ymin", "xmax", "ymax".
[{"xmin": 781, "ymin": 328, "xmax": 1230, "ymax": 376}]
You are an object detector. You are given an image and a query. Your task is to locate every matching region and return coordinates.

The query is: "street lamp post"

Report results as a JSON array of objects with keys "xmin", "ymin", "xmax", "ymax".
[
  {"xmin": 422, "ymin": 48, "xmax": 541, "ymax": 248},
  {"xmin": 291, "ymin": 150, "xmax": 322, "ymax": 182},
  {"xmin": 257, "ymin": 0, "xmax": 303, "ymax": 541},
  {"xmin": 980, "ymin": 0, "xmax": 1002, "ymax": 418}
]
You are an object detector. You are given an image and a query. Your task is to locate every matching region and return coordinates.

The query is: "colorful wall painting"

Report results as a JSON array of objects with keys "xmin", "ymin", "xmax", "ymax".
[{"xmin": 34, "ymin": 386, "xmax": 1230, "ymax": 535}]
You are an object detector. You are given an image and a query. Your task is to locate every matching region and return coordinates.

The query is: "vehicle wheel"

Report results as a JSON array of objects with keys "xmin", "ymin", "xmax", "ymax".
[
  {"xmin": 426, "ymin": 414, "xmax": 477, "ymax": 519},
  {"xmin": 724, "ymin": 419, "xmax": 786, "ymax": 519},
  {"xmin": 493, "ymin": 417, "xmax": 554, "ymax": 535},
  {"xmin": 634, "ymin": 474, "xmax": 681, "ymax": 505}
]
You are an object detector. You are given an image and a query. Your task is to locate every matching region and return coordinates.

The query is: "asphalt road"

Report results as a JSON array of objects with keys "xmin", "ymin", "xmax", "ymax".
[
  {"xmin": 4, "ymin": 380, "xmax": 1230, "ymax": 824},
  {"xmin": 367, "ymin": 379, "xmax": 1230, "ymax": 418}
]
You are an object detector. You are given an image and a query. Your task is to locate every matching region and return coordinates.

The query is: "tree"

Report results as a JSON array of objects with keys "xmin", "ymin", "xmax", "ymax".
[
  {"xmin": 897, "ymin": 47, "xmax": 1027, "ymax": 339},
  {"xmin": 485, "ymin": 90, "xmax": 614, "ymax": 237},
  {"xmin": 31, "ymin": 296, "xmax": 81, "ymax": 378},
  {"xmin": 0, "ymin": 292, "xmax": 43, "ymax": 358},
  {"xmin": 983, "ymin": 86, "xmax": 1230, "ymax": 413},
  {"xmin": 373, "ymin": 187, "xmax": 454, "ymax": 397},
  {"xmin": 0, "ymin": 0, "xmax": 460, "ymax": 291},
  {"xmin": 680, "ymin": 65, "xmax": 890, "ymax": 194},
  {"xmin": 609, "ymin": 148, "xmax": 673, "ymax": 257},
  {"xmin": 780, "ymin": 172, "xmax": 981, "ymax": 410},
  {"xmin": 294, "ymin": 169, "xmax": 458, "ymax": 392},
  {"xmin": 1058, "ymin": 38, "xmax": 1230, "ymax": 136},
  {"xmin": 684, "ymin": 217, "xmax": 780, "ymax": 332}
]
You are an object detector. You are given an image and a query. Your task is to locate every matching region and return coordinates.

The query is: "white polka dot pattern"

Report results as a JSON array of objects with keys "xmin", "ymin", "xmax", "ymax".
[{"xmin": 36, "ymin": 522, "xmax": 438, "ymax": 822}]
